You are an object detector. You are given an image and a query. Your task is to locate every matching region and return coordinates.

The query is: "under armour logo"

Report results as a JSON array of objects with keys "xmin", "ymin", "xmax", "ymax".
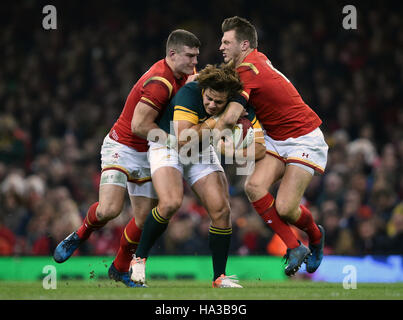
[
  {"xmin": 266, "ymin": 219, "xmax": 272, "ymax": 224},
  {"xmin": 112, "ymin": 153, "xmax": 120, "ymax": 159},
  {"xmin": 302, "ymin": 153, "xmax": 309, "ymax": 158}
]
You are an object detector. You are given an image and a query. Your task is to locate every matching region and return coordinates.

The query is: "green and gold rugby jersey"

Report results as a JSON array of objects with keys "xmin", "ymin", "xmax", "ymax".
[
  {"xmin": 158, "ymin": 81, "xmax": 263, "ymax": 145},
  {"xmin": 158, "ymin": 81, "xmax": 207, "ymax": 134}
]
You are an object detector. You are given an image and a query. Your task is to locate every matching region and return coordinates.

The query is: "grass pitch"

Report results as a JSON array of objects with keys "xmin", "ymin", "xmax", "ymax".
[{"xmin": 1, "ymin": 280, "xmax": 402, "ymax": 300}]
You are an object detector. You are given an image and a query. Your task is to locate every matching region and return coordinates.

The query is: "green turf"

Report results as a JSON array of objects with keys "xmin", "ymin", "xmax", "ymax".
[{"xmin": 1, "ymin": 280, "xmax": 402, "ymax": 300}]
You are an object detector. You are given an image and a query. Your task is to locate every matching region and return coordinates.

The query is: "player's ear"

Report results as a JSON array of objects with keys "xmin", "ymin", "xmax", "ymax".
[
  {"xmin": 168, "ymin": 48, "xmax": 176, "ymax": 59},
  {"xmin": 241, "ymin": 40, "xmax": 250, "ymax": 51}
]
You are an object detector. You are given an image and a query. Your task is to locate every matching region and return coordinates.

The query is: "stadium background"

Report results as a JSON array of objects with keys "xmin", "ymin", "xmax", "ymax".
[{"xmin": 0, "ymin": 1, "xmax": 402, "ymax": 282}]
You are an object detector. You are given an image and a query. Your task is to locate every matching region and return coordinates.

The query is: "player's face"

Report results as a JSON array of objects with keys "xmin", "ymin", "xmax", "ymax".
[
  {"xmin": 173, "ymin": 45, "xmax": 199, "ymax": 75},
  {"xmin": 219, "ymin": 30, "xmax": 242, "ymax": 63},
  {"xmin": 202, "ymin": 88, "xmax": 228, "ymax": 116}
]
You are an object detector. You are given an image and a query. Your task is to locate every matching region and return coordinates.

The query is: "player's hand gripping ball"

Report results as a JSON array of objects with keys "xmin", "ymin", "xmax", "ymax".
[{"xmin": 232, "ymin": 117, "xmax": 254, "ymax": 149}]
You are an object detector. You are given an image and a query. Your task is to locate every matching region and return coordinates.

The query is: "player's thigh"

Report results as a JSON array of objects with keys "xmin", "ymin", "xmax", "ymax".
[
  {"xmin": 192, "ymin": 171, "xmax": 231, "ymax": 228},
  {"xmin": 99, "ymin": 134, "xmax": 151, "ymax": 218},
  {"xmin": 276, "ymin": 164, "xmax": 313, "ymax": 222},
  {"xmin": 244, "ymin": 153, "xmax": 285, "ymax": 202},
  {"xmin": 98, "ymin": 183, "xmax": 127, "ymax": 219},
  {"xmin": 101, "ymin": 135, "xmax": 152, "ymax": 184},
  {"xmin": 128, "ymin": 194, "xmax": 159, "ymax": 229},
  {"xmin": 148, "ymin": 141, "xmax": 185, "ymax": 216},
  {"xmin": 152, "ymin": 166, "xmax": 184, "ymax": 218}
]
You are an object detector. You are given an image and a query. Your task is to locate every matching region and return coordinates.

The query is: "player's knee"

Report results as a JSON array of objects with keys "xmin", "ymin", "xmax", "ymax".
[
  {"xmin": 158, "ymin": 197, "xmax": 182, "ymax": 219},
  {"xmin": 275, "ymin": 199, "xmax": 295, "ymax": 220},
  {"xmin": 96, "ymin": 203, "xmax": 122, "ymax": 222},
  {"xmin": 244, "ymin": 179, "xmax": 265, "ymax": 202},
  {"xmin": 210, "ymin": 203, "xmax": 231, "ymax": 226},
  {"xmin": 132, "ymin": 208, "xmax": 152, "ymax": 229}
]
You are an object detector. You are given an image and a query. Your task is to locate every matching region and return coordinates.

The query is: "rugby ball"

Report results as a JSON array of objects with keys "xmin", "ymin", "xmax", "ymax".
[{"xmin": 232, "ymin": 117, "xmax": 254, "ymax": 149}]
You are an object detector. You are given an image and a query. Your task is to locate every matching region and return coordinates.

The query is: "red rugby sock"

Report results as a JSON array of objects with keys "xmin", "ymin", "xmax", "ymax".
[
  {"xmin": 113, "ymin": 217, "xmax": 142, "ymax": 272},
  {"xmin": 252, "ymin": 193, "xmax": 299, "ymax": 249},
  {"xmin": 76, "ymin": 202, "xmax": 106, "ymax": 240},
  {"xmin": 293, "ymin": 204, "xmax": 322, "ymax": 245}
]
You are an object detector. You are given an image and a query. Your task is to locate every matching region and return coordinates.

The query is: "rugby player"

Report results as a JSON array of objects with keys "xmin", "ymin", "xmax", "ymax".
[
  {"xmin": 215, "ymin": 16, "xmax": 327, "ymax": 276},
  {"xmin": 129, "ymin": 63, "xmax": 265, "ymax": 287},
  {"xmin": 53, "ymin": 29, "xmax": 200, "ymax": 287}
]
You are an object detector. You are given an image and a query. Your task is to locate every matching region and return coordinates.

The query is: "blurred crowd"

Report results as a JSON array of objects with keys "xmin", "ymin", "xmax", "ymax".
[{"xmin": 0, "ymin": 1, "xmax": 402, "ymax": 257}]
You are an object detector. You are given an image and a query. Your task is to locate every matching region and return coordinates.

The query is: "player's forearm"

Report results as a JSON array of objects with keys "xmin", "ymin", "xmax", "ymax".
[
  {"xmin": 132, "ymin": 119, "xmax": 166, "ymax": 142},
  {"xmin": 214, "ymin": 102, "xmax": 244, "ymax": 131},
  {"xmin": 131, "ymin": 101, "xmax": 163, "ymax": 142},
  {"xmin": 177, "ymin": 123, "xmax": 210, "ymax": 149}
]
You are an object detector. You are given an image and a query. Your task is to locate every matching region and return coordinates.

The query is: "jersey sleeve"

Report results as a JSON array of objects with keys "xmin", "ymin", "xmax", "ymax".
[
  {"xmin": 229, "ymin": 91, "xmax": 248, "ymax": 108},
  {"xmin": 173, "ymin": 106, "xmax": 199, "ymax": 124},
  {"xmin": 140, "ymin": 76, "xmax": 173, "ymax": 113},
  {"xmin": 237, "ymin": 62, "xmax": 260, "ymax": 102}
]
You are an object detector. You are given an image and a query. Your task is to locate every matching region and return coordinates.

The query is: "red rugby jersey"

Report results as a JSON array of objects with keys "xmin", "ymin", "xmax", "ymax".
[
  {"xmin": 237, "ymin": 49, "xmax": 322, "ymax": 140},
  {"xmin": 109, "ymin": 59, "xmax": 188, "ymax": 151}
]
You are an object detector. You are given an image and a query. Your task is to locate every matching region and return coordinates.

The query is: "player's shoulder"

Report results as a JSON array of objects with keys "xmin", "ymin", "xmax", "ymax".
[
  {"xmin": 174, "ymin": 81, "xmax": 199, "ymax": 97},
  {"xmin": 173, "ymin": 82, "xmax": 203, "ymax": 112},
  {"xmin": 174, "ymin": 81, "xmax": 201, "ymax": 104},
  {"xmin": 182, "ymin": 80, "xmax": 200, "ymax": 92},
  {"xmin": 237, "ymin": 50, "xmax": 269, "ymax": 75},
  {"xmin": 237, "ymin": 62, "xmax": 260, "ymax": 75},
  {"xmin": 146, "ymin": 59, "xmax": 175, "ymax": 80},
  {"xmin": 142, "ymin": 59, "xmax": 176, "ymax": 96}
]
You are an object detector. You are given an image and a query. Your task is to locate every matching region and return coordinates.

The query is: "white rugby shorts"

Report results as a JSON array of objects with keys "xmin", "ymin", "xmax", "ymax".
[
  {"xmin": 264, "ymin": 127, "xmax": 328, "ymax": 175},
  {"xmin": 148, "ymin": 142, "xmax": 224, "ymax": 186},
  {"xmin": 100, "ymin": 135, "xmax": 157, "ymax": 198}
]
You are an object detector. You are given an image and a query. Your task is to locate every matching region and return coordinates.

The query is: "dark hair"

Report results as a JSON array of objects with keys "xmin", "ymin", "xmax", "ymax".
[
  {"xmin": 166, "ymin": 29, "xmax": 201, "ymax": 54},
  {"xmin": 221, "ymin": 16, "xmax": 258, "ymax": 49},
  {"xmin": 197, "ymin": 62, "xmax": 243, "ymax": 99}
]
